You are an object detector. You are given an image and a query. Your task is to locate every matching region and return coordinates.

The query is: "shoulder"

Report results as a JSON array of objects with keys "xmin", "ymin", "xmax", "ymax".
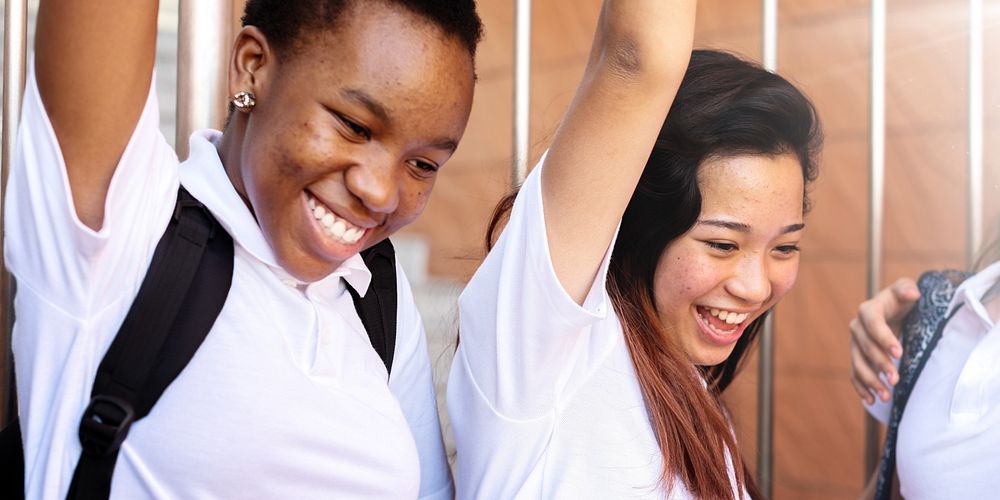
[
  {"xmin": 914, "ymin": 270, "xmax": 970, "ymax": 308},
  {"xmin": 898, "ymin": 269, "xmax": 970, "ymax": 373}
]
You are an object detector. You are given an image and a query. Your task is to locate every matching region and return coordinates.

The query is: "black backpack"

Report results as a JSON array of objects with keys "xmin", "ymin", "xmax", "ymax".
[{"xmin": 0, "ymin": 187, "xmax": 399, "ymax": 499}]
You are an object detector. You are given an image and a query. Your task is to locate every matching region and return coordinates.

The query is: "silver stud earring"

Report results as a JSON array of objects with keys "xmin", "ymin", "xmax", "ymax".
[{"xmin": 232, "ymin": 91, "xmax": 256, "ymax": 111}]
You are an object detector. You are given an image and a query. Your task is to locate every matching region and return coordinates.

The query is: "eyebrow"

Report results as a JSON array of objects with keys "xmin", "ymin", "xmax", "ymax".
[
  {"xmin": 341, "ymin": 89, "xmax": 458, "ymax": 153},
  {"xmin": 342, "ymin": 88, "xmax": 391, "ymax": 124},
  {"xmin": 697, "ymin": 219, "xmax": 805, "ymax": 235}
]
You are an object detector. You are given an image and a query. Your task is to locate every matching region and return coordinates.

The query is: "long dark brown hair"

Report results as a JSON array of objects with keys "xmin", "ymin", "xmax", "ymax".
[{"xmin": 487, "ymin": 50, "xmax": 822, "ymax": 499}]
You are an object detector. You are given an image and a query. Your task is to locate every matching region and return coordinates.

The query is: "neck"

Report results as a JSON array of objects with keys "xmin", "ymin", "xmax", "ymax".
[
  {"xmin": 216, "ymin": 117, "xmax": 254, "ymax": 214},
  {"xmin": 983, "ymin": 278, "xmax": 1000, "ymax": 324}
]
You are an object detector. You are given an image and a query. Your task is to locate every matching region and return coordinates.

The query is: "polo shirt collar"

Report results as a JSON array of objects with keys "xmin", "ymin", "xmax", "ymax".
[
  {"xmin": 949, "ymin": 260, "xmax": 1000, "ymax": 330},
  {"xmin": 177, "ymin": 130, "xmax": 373, "ymax": 295}
]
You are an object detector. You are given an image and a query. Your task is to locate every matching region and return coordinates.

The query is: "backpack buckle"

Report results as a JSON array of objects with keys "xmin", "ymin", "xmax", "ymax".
[{"xmin": 78, "ymin": 395, "xmax": 135, "ymax": 457}]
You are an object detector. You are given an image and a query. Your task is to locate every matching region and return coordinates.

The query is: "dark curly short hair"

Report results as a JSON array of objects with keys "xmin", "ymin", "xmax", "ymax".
[{"xmin": 241, "ymin": 0, "xmax": 483, "ymax": 59}]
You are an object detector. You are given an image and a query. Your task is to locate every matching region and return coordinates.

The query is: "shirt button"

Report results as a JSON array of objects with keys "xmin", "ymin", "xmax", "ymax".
[{"xmin": 282, "ymin": 279, "xmax": 298, "ymax": 288}]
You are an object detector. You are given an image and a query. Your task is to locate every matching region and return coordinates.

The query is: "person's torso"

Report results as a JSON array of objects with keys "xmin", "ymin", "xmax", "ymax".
[
  {"xmin": 15, "ymin": 242, "xmax": 421, "ymax": 499},
  {"xmin": 897, "ymin": 277, "xmax": 1000, "ymax": 499}
]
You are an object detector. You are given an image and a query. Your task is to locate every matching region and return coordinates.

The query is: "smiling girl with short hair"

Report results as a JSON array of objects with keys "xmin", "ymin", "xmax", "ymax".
[{"xmin": 10, "ymin": 0, "xmax": 481, "ymax": 498}]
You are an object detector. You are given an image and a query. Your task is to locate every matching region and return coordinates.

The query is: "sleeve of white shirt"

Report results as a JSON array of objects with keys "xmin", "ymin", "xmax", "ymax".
[
  {"xmin": 447, "ymin": 160, "xmax": 620, "ymax": 497},
  {"xmin": 5, "ymin": 62, "xmax": 179, "ymax": 317},
  {"xmin": 452, "ymin": 158, "xmax": 619, "ymax": 420},
  {"xmin": 388, "ymin": 262, "xmax": 453, "ymax": 500}
]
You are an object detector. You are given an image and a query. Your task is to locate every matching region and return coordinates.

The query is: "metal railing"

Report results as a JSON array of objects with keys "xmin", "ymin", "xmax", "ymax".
[
  {"xmin": 176, "ymin": 0, "xmax": 232, "ymax": 158},
  {"xmin": 757, "ymin": 1, "xmax": 778, "ymax": 496},
  {"xmin": 1, "ymin": 0, "xmax": 27, "ymax": 428},
  {"xmin": 512, "ymin": 0, "xmax": 532, "ymax": 188},
  {"xmin": 864, "ymin": 0, "xmax": 888, "ymax": 480}
]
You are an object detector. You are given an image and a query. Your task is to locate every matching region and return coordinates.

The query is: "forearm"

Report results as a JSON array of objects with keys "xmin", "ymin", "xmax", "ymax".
[
  {"xmin": 585, "ymin": 0, "xmax": 696, "ymax": 87},
  {"xmin": 541, "ymin": 0, "xmax": 697, "ymax": 303}
]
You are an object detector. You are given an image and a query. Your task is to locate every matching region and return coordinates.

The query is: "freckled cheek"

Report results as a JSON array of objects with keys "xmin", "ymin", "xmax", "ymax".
[
  {"xmin": 768, "ymin": 263, "xmax": 801, "ymax": 303},
  {"xmin": 655, "ymin": 259, "xmax": 712, "ymax": 307},
  {"xmin": 387, "ymin": 185, "xmax": 433, "ymax": 229},
  {"xmin": 267, "ymin": 120, "xmax": 335, "ymax": 181}
]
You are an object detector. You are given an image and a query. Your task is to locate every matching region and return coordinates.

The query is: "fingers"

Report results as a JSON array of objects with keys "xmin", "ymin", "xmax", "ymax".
[
  {"xmin": 850, "ymin": 318, "xmax": 894, "ymax": 403},
  {"xmin": 850, "ymin": 342, "xmax": 883, "ymax": 404},
  {"xmin": 880, "ymin": 278, "xmax": 921, "ymax": 331},
  {"xmin": 888, "ymin": 277, "xmax": 921, "ymax": 305},
  {"xmin": 856, "ymin": 300, "xmax": 903, "ymax": 362},
  {"xmin": 857, "ymin": 278, "xmax": 919, "ymax": 360},
  {"xmin": 849, "ymin": 277, "xmax": 919, "ymax": 405}
]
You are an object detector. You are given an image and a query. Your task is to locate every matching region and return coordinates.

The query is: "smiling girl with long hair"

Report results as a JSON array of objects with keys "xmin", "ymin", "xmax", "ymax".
[{"xmin": 447, "ymin": 1, "xmax": 821, "ymax": 498}]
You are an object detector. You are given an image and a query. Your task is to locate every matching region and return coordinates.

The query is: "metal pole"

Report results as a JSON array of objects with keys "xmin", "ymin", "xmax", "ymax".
[
  {"xmin": 756, "ymin": 313, "xmax": 775, "ymax": 497},
  {"xmin": 176, "ymin": 0, "xmax": 232, "ymax": 159},
  {"xmin": 512, "ymin": 0, "xmax": 531, "ymax": 188},
  {"xmin": 968, "ymin": 0, "xmax": 983, "ymax": 268},
  {"xmin": 864, "ymin": 0, "xmax": 887, "ymax": 480},
  {"xmin": 1, "ymin": 0, "xmax": 28, "ymax": 428},
  {"xmin": 757, "ymin": 1, "xmax": 777, "ymax": 496}
]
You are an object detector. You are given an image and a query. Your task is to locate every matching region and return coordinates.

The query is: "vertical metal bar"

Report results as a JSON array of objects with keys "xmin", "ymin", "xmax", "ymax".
[
  {"xmin": 762, "ymin": 0, "xmax": 778, "ymax": 71},
  {"xmin": 176, "ymin": 0, "xmax": 232, "ymax": 159},
  {"xmin": 864, "ymin": 0, "xmax": 887, "ymax": 480},
  {"xmin": 756, "ymin": 314, "xmax": 775, "ymax": 497},
  {"xmin": 1, "ymin": 0, "xmax": 28, "ymax": 428},
  {"xmin": 512, "ymin": 0, "xmax": 532, "ymax": 188},
  {"xmin": 968, "ymin": 0, "xmax": 983, "ymax": 268},
  {"xmin": 757, "ymin": 1, "xmax": 777, "ymax": 496}
]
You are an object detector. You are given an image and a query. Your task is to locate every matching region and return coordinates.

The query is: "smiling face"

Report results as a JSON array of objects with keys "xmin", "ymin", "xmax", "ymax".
[
  {"xmin": 224, "ymin": 1, "xmax": 475, "ymax": 282},
  {"xmin": 652, "ymin": 153, "xmax": 806, "ymax": 366}
]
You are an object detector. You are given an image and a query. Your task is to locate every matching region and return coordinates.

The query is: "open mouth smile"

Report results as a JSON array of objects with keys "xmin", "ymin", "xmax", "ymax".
[
  {"xmin": 694, "ymin": 305, "xmax": 752, "ymax": 346},
  {"xmin": 306, "ymin": 192, "xmax": 368, "ymax": 246}
]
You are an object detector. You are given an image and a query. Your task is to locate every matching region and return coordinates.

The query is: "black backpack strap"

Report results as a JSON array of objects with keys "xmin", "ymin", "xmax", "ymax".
[
  {"xmin": 0, "ymin": 416, "xmax": 23, "ymax": 499},
  {"xmin": 345, "ymin": 239, "xmax": 398, "ymax": 375},
  {"xmin": 67, "ymin": 187, "xmax": 234, "ymax": 500}
]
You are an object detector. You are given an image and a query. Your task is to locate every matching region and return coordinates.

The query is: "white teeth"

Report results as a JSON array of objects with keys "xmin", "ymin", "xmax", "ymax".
[
  {"xmin": 706, "ymin": 307, "xmax": 749, "ymax": 326},
  {"xmin": 331, "ymin": 220, "xmax": 346, "ymax": 238},
  {"xmin": 307, "ymin": 193, "xmax": 366, "ymax": 245}
]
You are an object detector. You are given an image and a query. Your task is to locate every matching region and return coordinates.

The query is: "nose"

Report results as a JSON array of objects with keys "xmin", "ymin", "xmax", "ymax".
[
  {"xmin": 725, "ymin": 254, "xmax": 771, "ymax": 306},
  {"xmin": 344, "ymin": 150, "xmax": 400, "ymax": 216}
]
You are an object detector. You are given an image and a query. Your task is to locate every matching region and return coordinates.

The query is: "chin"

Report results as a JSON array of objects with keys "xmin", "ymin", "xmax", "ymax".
[
  {"xmin": 276, "ymin": 250, "xmax": 338, "ymax": 284},
  {"xmin": 689, "ymin": 346, "xmax": 737, "ymax": 367}
]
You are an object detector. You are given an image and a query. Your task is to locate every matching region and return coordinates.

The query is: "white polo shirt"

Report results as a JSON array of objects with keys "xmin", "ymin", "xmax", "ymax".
[
  {"xmin": 447, "ymin": 161, "xmax": 743, "ymax": 499},
  {"xmin": 893, "ymin": 261, "xmax": 1000, "ymax": 499},
  {"xmin": 6, "ymin": 67, "xmax": 452, "ymax": 499}
]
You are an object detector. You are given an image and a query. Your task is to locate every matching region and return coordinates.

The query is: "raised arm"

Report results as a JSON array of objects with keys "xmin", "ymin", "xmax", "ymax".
[
  {"xmin": 35, "ymin": 0, "xmax": 160, "ymax": 229},
  {"xmin": 541, "ymin": 0, "xmax": 696, "ymax": 303}
]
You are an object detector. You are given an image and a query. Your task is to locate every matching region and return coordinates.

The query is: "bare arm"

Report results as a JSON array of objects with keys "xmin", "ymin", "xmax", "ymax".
[
  {"xmin": 35, "ymin": 0, "xmax": 160, "ymax": 229},
  {"xmin": 541, "ymin": 0, "xmax": 696, "ymax": 304}
]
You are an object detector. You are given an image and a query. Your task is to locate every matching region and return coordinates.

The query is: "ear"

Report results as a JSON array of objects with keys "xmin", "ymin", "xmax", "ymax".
[{"xmin": 228, "ymin": 26, "xmax": 274, "ymax": 103}]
